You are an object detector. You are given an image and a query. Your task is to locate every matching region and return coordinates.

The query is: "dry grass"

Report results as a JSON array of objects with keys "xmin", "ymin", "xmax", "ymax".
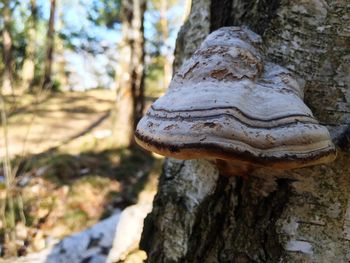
[
  {"xmin": 0, "ymin": 89, "xmax": 114, "ymax": 158},
  {"xmin": 0, "ymin": 89, "xmax": 161, "ymax": 257}
]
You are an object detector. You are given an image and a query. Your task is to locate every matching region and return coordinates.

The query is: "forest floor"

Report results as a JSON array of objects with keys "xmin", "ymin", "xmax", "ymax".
[{"xmin": 0, "ymin": 89, "xmax": 161, "ymax": 257}]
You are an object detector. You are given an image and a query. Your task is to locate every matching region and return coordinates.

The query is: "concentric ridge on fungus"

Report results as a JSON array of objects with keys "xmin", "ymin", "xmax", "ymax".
[{"xmin": 135, "ymin": 27, "xmax": 337, "ymax": 170}]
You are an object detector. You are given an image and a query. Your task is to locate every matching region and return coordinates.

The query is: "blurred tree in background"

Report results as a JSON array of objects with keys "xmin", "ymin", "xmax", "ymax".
[
  {"xmin": 42, "ymin": 0, "xmax": 56, "ymax": 90},
  {"xmin": 1, "ymin": 0, "xmax": 15, "ymax": 94},
  {"xmin": 147, "ymin": 0, "xmax": 178, "ymax": 90},
  {"xmin": 21, "ymin": 0, "xmax": 38, "ymax": 92},
  {"xmin": 113, "ymin": 0, "xmax": 146, "ymax": 147}
]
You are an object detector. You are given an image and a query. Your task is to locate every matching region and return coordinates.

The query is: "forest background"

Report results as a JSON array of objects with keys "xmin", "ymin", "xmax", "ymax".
[{"xmin": 0, "ymin": 0, "xmax": 188, "ymax": 259}]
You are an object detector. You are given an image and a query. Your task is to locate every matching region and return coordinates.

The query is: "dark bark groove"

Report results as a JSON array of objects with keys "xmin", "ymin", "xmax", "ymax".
[
  {"xmin": 229, "ymin": 0, "xmax": 282, "ymax": 35},
  {"xmin": 338, "ymin": 126, "xmax": 350, "ymax": 151},
  {"xmin": 210, "ymin": 0, "xmax": 233, "ymax": 32},
  {"xmin": 210, "ymin": 0, "xmax": 282, "ymax": 34}
]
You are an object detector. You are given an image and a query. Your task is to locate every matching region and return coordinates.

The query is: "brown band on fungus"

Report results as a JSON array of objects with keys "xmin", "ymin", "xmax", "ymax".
[{"xmin": 135, "ymin": 131, "xmax": 336, "ymax": 169}]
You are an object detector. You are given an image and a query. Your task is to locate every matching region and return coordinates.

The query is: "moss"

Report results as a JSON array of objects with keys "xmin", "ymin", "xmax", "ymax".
[
  {"xmin": 61, "ymin": 210, "xmax": 90, "ymax": 232},
  {"xmin": 72, "ymin": 175, "xmax": 113, "ymax": 189}
]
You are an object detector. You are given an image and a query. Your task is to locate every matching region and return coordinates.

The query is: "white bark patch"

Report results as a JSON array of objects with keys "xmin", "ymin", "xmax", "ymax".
[
  {"xmin": 285, "ymin": 240, "xmax": 313, "ymax": 255},
  {"xmin": 281, "ymin": 216, "xmax": 299, "ymax": 235},
  {"xmin": 181, "ymin": 160, "xmax": 219, "ymax": 210},
  {"xmin": 161, "ymin": 159, "xmax": 219, "ymax": 261},
  {"xmin": 326, "ymin": 201, "xmax": 342, "ymax": 219}
]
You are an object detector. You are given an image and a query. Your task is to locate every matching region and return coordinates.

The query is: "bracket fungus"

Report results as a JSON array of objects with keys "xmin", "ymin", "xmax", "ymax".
[{"xmin": 135, "ymin": 27, "xmax": 336, "ymax": 176}]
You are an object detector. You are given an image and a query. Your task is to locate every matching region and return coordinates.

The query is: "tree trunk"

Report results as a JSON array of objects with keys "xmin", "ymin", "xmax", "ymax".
[
  {"xmin": 1, "ymin": 0, "xmax": 14, "ymax": 94},
  {"xmin": 141, "ymin": 1, "xmax": 350, "ymax": 262},
  {"xmin": 159, "ymin": 0, "xmax": 172, "ymax": 89},
  {"xmin": 42, "ymin": 0, "xmax": 56, "ymax": 90},
  {"xmin": 55, "ymin": 7, "xmax": 69, "ymax": 91},
  {"xmin": 113, "ymin": 0, "xmax": 146, "ymax": 147},
  {"xmin": 22, "ymin": 0, "xmax": 38, "ymax": 92}
]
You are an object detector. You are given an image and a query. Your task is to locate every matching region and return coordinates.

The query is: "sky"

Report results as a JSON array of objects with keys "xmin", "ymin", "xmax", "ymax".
[{"xmin": 36, "ymin": 0, "xmax": 186, "ymax": 90}]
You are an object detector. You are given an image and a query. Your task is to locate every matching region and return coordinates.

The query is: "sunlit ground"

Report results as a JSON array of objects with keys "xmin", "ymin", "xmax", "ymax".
[
  {"xmin": 0, "ymin": 89, "xmax": 114, "ymax": 157},
  {"xmin": 0, "ymin": 89, "xmax": 162, "ymax": 257}
]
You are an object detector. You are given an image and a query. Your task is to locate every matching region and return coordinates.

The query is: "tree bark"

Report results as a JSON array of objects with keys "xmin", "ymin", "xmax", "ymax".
[
  {"xmin": 159, "ymin": 0, "xmax": 172, "ymax": 89},
  {"xmin": 55, "ymin": 7, "xmax": 69, "ymax": 91},
  {"xmin": 141, "ymin": 0, "xmax": 350, "ymax": 262},
  {"xmin": 22, "ymin": 0, "xmax": 38, "ymax": 92},
  {"xmin": 113, "ymin": 0, "xmax": 146, "ymax": 147},
  {"xmin": 42, "ymin": 0, "xmax": 56, "ymax": 90},
  {"xmin": 1, "ymin": 0, "xmax": 14, "ymax": 94}
]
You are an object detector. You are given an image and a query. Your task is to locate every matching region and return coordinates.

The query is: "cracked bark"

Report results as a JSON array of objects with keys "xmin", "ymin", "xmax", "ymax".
[{"xmin": 141, "ymin": 0, "xmax": 350, "ymax": 262}]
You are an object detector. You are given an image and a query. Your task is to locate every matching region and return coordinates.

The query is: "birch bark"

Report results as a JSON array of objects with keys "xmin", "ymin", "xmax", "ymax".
[{"xmin": 141, "ymin": 1, "xmax": 350, "ymax": 262}]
